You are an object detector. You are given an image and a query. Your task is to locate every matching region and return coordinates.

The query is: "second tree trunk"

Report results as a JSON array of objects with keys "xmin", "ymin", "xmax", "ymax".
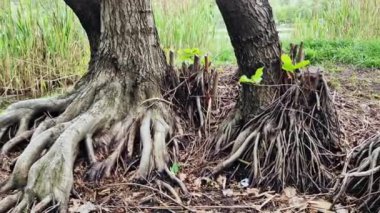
[{"xmin": 216, "ymin": 0, "xmax": 282, "ymax": 121}]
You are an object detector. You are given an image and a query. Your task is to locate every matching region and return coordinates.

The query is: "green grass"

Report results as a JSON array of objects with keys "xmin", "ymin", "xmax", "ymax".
[
  {"xmin": 270, "ymin": 0, "xmax": 315, "ymax": 24},
  {"xmin": 291, "ymin": 0, "xmax": 379, "ymax": 40},
  {"xmin": 273, "ymin": 0, "xmax": 380, "ymax": 68},
  {"xmin": 304, "ymin": 40, "xmax": 380, "ymax": 68},
  {"xmin": 0, "ymin": 0, "xmax": 89, "ymax": 98},
  {"xmin": 282, "ymin": 39, "xmax": 380, "ymax": 69}
]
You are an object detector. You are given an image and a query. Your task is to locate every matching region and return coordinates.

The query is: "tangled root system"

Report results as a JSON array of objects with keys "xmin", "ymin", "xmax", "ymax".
[
  {"xmin": 335, "ymin": 133, "xmax": 380, "ymax": 211},
  {"xmin": 213, "ymin": 69, "xmax": 342, "ymax": 193},
  {"xmin": 0, "ymin": 74, "xmax": 187, "ymax": 212}
]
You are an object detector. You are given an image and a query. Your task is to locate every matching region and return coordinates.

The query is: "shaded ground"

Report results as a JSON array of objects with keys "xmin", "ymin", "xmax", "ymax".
[
  {"xmin": 327, "ymin": 68, "xmax": 380, "ymax": 147},
  {"xmin": 0, "ymin": 66, "xmax": 379, "ymax": 212}
]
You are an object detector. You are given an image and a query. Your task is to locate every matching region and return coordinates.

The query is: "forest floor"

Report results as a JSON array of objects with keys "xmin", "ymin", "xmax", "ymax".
[{"xmin": 0, "ymin": 66, "xmax": 379, "ymax": 212}]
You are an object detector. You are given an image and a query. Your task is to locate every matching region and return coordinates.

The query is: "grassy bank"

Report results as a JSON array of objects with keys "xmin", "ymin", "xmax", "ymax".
[
  {"xmin": 282, "ymin": 39, "xmax": 380, "ymax": 69},
  {"xmin": 273, "ymin": 0, "xmax": 380, "ymax": 68},
  {"xmin": 301, "ymin": 40, "xmax": 380, "ymax": 69}
]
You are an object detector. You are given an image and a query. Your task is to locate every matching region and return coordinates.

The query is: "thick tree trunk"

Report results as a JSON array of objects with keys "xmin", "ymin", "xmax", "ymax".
[
  {"xmin": 0, "ymin": 1, "xmax": 184, "ymax": 212},
  {"xmin": 65, "ymin": 0, "xmax": 167, "ymax": 90},
  {"xmin": 96, "ymin": 0, "xmax": 167, "ymax": 92},
  {"xmin": 216, "ymin": 0, "xmax": 282, "ymax": 120}
]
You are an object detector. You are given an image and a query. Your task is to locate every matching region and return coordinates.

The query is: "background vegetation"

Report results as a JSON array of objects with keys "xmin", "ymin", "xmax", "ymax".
[{"xmin": 0, "ymin": 0, "xmax": 379, "ymax": 98}]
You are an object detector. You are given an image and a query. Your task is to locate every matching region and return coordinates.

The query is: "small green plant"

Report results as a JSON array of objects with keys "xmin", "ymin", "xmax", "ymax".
[
  {"xmin": 281, "ymin": 54, "xmax": 310, "ymax": 73},
  {"xmin": 239, "ymin": 67, "xmax": 264, "ymax": 85},
  {"xmin": 178, "ymin": 48, "xmax": 203, "ymax": 63},
  {"xmin": 170, "ymin": 162, "xmax": 181, "ymax": 175}
]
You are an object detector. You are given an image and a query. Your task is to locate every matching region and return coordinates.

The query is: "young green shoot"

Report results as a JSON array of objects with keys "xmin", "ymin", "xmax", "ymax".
[
  {"xmin": 281, "ymin": 54, "xmax": 310, "ymax": 73},
  {"xmin": 239, "ymin": 67, "xmax": 264, "ymax": 85},
  {"xmin": 170, "ymin": 162, "xmax": 181, "ymax": 175}
]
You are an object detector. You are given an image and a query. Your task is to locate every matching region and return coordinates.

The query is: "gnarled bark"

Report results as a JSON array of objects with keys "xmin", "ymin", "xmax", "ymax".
[
  {"xmin": 0, "ymin": 0, "xmax": 186, "ymax": 212},
  {"xmin": 216, "ymin": 0, "xmax": 282, "ymax": 120}
]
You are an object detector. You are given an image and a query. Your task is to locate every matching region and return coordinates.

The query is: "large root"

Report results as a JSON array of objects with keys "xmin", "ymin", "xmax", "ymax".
[
  {"xmin": 85, "ymin": 107, "xmax": 188, "ymax": 194},
  {"xmin": 212, "ymin": 70, "xmax": 342, "ymax": 193},
  {"xmin": 334, "ymin": 133, "xmax": 380, "ymax": 211},
  {"xmin": 0, "ymin": 80, "xmax": 186, "ymax": 212}
]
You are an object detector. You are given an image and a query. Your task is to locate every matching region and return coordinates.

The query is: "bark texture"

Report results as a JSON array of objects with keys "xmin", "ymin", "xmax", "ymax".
[
  {"xmin": 0, "ymin": 0, "xmax": 184, "ymax": 212},
  {"xmin": 97, "ymin": 0, "xmax": 167, "ymax": 94},
  {"xmin": 216, "ymin": 0, "xmax": 282, "ymax": 119}
]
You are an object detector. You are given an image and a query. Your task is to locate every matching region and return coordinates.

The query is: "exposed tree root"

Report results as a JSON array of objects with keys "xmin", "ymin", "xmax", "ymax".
[
  {"xmin": 0, "ymin": 78, "xmax": 187, "ymax": 212},
  {"xmin": 212, "ymin": 70, "xmax": 342, "ymax": 193},
  {"xmin": 155, "ymin": 179, "xmax": 182, "ymax": 204},
  {"xmin": 0, "ymin": 192, "xmax": 22, "ymax": 213},
  {"xmin": 214, "ymin": 113, "xmax": 243, "ymax": 154},
  {"xmin": 0, "ymin": 130, "xmax": 34, "ymax": 167},
  {"xmin": 334, "ymin": 133, "xmax": 380, "ymax": 212}
]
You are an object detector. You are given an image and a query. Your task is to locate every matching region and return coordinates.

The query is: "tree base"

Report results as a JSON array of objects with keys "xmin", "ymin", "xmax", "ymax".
[
  {"xmin": 0, "ymin": 77, "xmax": 186, "ymax": 212},
  {"xmin": 211, "ymin": 70, "xmax": 342, "ymax": 193}
]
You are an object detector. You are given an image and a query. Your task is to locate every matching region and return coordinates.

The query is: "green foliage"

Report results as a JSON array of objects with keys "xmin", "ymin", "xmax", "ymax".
[
  {"xmin": 283, "ymin": 40, "xmax": 380, "ymax": 68},
  {"xmin": 291, "ymin": 0, "xmax": 379, "ymax": 41},
  {"xmin": 170, "ymin": 163, "xmax": 181, "ymax": 175},
  {"xmin": 273, "ymin": 0, "xmax": 379, "ymax": 68},
  {"xmin": 153, "ymin": 0, "xmax": 234, "ymax": 64},
  {"xmin": 0, "ymin": 0, "xmax": 89, "ymax": 97},
  {"xmin": 281, "ymin": 54, "xmax": 310, "ymax": 73},
  {"xmin": 178, "ymin": 48, "xmax": 203, "ymax": 63},
  {"xmin": 239, "ymin": 54, "xmax": 311, "ymax": 85},
  {"xmin": 239, "ymin": 67, "xmax": 264, "ymax": 85}
]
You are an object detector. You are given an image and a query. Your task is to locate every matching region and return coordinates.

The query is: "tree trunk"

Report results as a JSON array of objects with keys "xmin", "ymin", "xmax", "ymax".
[
  {"xmin": 216, "ymin": 0, "xmax": 282, "ymax": 120},
  {"xmin": 98, "ymin": 0, "xmax": 167, "ymax": 82},
  {"xmin": 213, "ymin": 0, "xmax": 341, "ymax": 194},
  {"xmin": 0, "ymin": 1, "xmax": 186, "ymax": 212}
]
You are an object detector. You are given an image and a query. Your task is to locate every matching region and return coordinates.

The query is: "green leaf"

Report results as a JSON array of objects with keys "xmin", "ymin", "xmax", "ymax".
[
  {"xmin": 239, "ymin": 75, "xmax": 253, "ymax": 83},
  {"xmin": 251, "ymin": 67, "xmax": 264, "ymax": 84},
  {"xmin": 281, "ymin": 54, "xmax": 296, "ymax": 72},
  {"xmin": 239, "ymin": 67, "xmax": 264, "ymax": 84},
  {"xmin": 282, "ymin": 63, "xmax": 296, "ymax": 73},
  {"xmin": 294, "ymin": 60, "xmax": 310, "ymax": 69},
  {"xmin": 170, "ymin": 163, "xmax": 181, "ymax": 175},
  {"xmin": 281, "ymin": 54, "xmax": 293, "ymax": 66},
  {"xmin": 178, "ymin": 48, "xmax": 204, "ymax": 63}
]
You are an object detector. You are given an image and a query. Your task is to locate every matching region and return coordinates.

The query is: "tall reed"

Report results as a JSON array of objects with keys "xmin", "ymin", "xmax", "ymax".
[
  {"xmin": 0, "ymin": 0, "xmax": 233, "ymax": 98},
  {"xmin": 0, "ymin": 0, "xmax": 89, "ymax": 98},
  {"xmin": 153, "ymin": 0, "xmax": 234, "ymax": 64},
  {"xmin": 291, "ymin": 0, "xmax": 380, "ymax": 40}
]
